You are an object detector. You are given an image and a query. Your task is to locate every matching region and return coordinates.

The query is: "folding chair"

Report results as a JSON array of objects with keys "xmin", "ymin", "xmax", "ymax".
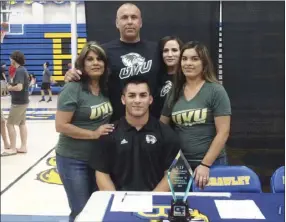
[
  {"xmin": 192, "ymin": 166, "xmax": 262, "ymax": 193},
  {"xmin": 270, "ymin": 166, "xmax": 285, "ymax": 193}
]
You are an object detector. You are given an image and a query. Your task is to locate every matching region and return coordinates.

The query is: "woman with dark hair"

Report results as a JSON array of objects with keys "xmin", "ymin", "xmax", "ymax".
[
  {"xmin": 160, "ymin": 41, "xmax": 231, "ymax": 190},
  {"xmin": 152, "ymin": 36, "xmax": 183, "ymax": 118},
  {"xmin": 55, "ymin": 41, "xmax": 114, "ymax": 221}
]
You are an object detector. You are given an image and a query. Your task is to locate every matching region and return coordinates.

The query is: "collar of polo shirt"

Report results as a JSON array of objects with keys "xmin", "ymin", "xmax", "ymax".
[{"xmin": 120, "ymin": 116, "xmax": 156, "ymax": 132}]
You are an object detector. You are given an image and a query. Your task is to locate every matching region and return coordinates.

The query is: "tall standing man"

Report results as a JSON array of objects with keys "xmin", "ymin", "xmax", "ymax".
[{"xmin": 65, "ymin": 3, "xmax": 160, "ymax": 121}]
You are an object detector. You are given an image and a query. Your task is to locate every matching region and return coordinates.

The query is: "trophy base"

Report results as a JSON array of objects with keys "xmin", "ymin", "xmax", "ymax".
[
  {"xmin": 167, "ymin": 217, "xmax": 191, "ymax": 222},
  {"xmin": 168, "ymin": 199, "xmax": 193, "ymax": 222}
]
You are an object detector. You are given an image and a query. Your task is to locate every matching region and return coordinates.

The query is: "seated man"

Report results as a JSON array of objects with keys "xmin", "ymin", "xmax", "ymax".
[{"xmin": 89, "ymin": 76, "xmax": 180, "ymax": 191}]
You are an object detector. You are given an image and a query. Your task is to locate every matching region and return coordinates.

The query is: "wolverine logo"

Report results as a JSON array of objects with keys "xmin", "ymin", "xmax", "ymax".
[
  {"xmin": 90, "ymin": 101, "xmax": 113, "ymax": 120},
  {"xmin": 121, "ymin": 53, "xmax": 145, "ymax": 67},
  {"xmin": 160, "ymin": 80, "xmax": 172, "ymax": 97},
  {"xmin": 36, "ymin": 156, "xmax": 63, "ymax": 185},
  {"xmin": 172, "ymin": 108, "xmax": 208, "ymax": 126},
  {"xmin": 119, "ymin": 52, "xmax": 152, "ymax": 79},
  {"xmin": 146, "ymin": 135, "xmax": 157, "ymax": 144}
]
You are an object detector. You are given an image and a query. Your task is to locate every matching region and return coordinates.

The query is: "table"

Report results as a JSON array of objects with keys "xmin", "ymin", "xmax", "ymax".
[{"xmin": 76, "ymin": 191, "xmax": 284, "ymax": 222}]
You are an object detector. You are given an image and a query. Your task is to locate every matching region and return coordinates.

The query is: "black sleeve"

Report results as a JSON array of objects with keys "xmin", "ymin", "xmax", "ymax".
[
  {"xmin": 89, "ymin": 134, "xmax": 114, "ymax": 174},
  {"xmin": 154, "ymin": 42, "xmax": 164, "ymax": 96},
  {"xmin": 161, "ymin": 123, "xmax": 180, "ymax": 170}
]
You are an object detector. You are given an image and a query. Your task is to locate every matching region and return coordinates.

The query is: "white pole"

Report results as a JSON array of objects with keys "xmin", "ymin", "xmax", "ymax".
[
  {"xmin": 220, "ymin": 1, "xmax": 222, "ymax": 24},
  {"xmin": 219, "ymin": 1, "xmax": 223, "ymax": 84},
  {"xmin": 71, "ymin": 1, "xmax": 77, "ymax": 69}
]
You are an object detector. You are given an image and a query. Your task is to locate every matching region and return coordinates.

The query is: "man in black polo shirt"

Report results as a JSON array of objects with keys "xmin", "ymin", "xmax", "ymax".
[
  {"xmin": 65, "ymin": 3, "xmax": 160, "ymax": 121},
  {"xmin": 89, "ymin": 76, "xmax": 180, "ymax": 191}
]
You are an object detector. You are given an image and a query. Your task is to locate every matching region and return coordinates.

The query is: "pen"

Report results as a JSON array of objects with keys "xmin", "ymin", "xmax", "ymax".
[
  {"xmin": 121, "ymin": 192, "xmax": 127, "ymax": 202},
  {"xmin": 120, "ymin": 192, "xmax": 150, "ymax": 202}
]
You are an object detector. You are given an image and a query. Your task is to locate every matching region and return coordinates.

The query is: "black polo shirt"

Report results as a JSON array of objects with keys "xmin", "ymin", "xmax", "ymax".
[{"xmin": 89, "ymin": 116, "xmax": 180, "ymax": 191}]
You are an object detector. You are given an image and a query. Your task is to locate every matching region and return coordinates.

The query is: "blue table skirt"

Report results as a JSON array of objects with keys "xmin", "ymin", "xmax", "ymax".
[{"xmin": 103, "ymin": 193, "xmax": 284, "ymax": 222}]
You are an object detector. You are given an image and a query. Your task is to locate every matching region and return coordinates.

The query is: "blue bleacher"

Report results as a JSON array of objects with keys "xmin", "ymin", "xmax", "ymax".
[{"xmin": 0, "ymin": 24, "xmax": 87, "ymax": 85}]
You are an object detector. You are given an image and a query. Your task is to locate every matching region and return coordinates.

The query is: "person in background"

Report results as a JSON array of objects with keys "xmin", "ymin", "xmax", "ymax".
[
  {"xmin": 160, "ymin": 41, "xmax": 231, "ymax": 189},
  {"xmin": 39, "ymin": 61, "xmax": 52, "ymax": 102},
  {"xmin": 89, "ymin": 76, "xmax": 180, "ymax": 192},
  {"xmin": 151, "ymin": 36, "xmax": 183, "ymax": 118},
  {"xmin": 1, "ymin": 62, "xmax": 8, "ymax": 96},
  {"xmin": 55, "ymin": 42, "xmax": 114, "ymax": 222},
  {"xmin": 67, "ymin": 63, "xmax": 72, "ymax": 70},
  {"xmin": 28, "ymin": 73, "xmax": 36, "ymax": 96},
  {"xmin": 1, "ymin": 110, "xmax": 10, "ymax": 150},
  {"xmin": 8, "ymin": 64, "xmax": 16, "ymax": 83},
  {"xmin": 2, "ymin": 50, "xmax": 30, "ymax": 156}
]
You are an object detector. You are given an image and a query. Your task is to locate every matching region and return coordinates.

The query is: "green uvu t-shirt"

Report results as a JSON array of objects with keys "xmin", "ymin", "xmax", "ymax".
[
  {"xmin": 161, "ymin": 82, "xmax": 231, "ymax": 163},
  {"xmin": 56, "ymin": 82, "xmax": 113, "ymax": 161}
]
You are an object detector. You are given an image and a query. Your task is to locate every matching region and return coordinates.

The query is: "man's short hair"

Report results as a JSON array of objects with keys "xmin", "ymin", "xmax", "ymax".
[
  {"xmin": 45, "ymin": 62, "xmax": 50, "ymax": 67},
  {"xmin": 122, "ymin": 76, "xmax": 151, "ymax": 95}
]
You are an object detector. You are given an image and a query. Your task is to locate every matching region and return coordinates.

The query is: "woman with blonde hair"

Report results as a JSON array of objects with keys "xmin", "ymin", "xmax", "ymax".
[
  {"xmin": 55, "ymin": 41, "xmax": 114, "ymax": 221},
  {"xmin": 160, "ymin": 41, "xmax": 231, "ymax": 190}
]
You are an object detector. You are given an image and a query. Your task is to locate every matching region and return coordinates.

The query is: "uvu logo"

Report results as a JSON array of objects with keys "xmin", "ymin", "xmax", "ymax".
[
  {"xmin": 172, "ymin": 108, "xmax": 208, "ymax": 126},
  {"xmin": 119, "ymin": 53, "xmax": 152, "ymax": 79},
  {"xmin": 90, "ymin": 102, "xmax": 113, "ymax": 120}
]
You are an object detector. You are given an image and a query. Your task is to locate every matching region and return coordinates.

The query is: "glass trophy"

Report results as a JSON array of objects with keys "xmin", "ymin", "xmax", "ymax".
[{"xmin": 167, "ymin": 150, "xmax": 194, "ymax": 222}]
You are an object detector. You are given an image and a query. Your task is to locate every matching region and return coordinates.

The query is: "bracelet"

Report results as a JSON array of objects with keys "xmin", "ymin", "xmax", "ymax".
[{"xmin": 200, "ymin": 162, "xmax": 211, "ymax": 168}]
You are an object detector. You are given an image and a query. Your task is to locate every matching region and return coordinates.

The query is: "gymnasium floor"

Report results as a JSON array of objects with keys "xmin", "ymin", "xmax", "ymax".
[
  {"xmin": 1, "ymin": 94, "xmax": 284, "ymax": 222},
  {"xmin": 1, "ymin": 95, "xmax": 69, "ymax": 222}
]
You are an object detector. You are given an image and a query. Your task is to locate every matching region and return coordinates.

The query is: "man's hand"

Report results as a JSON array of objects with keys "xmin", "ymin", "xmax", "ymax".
[
  {"xmin": 92, "ymin": 124, "xmax": 114, "ymax": 139},
  {"xmin": 64, "ymin": 68, "xmax": 82, "ymax": 82}
]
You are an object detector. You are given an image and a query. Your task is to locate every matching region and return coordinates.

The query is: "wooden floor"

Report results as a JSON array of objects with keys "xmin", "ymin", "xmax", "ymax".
[
  {"xmin": 0, "ymin": 94, "xmax": 284, "ymax": 221},
  {"xmin": 1, "ymin": 95, "xmax": 69, "ymax": 221}
]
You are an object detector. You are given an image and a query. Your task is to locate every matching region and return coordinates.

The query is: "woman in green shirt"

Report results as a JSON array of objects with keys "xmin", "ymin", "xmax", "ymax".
[
  {"xmin": 55, "ymin": 42, "xmax": 114, "ymax": 221},
  {"xmin": 160, "ymin": 41, "xmax": 231, "ymax": 190}
]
